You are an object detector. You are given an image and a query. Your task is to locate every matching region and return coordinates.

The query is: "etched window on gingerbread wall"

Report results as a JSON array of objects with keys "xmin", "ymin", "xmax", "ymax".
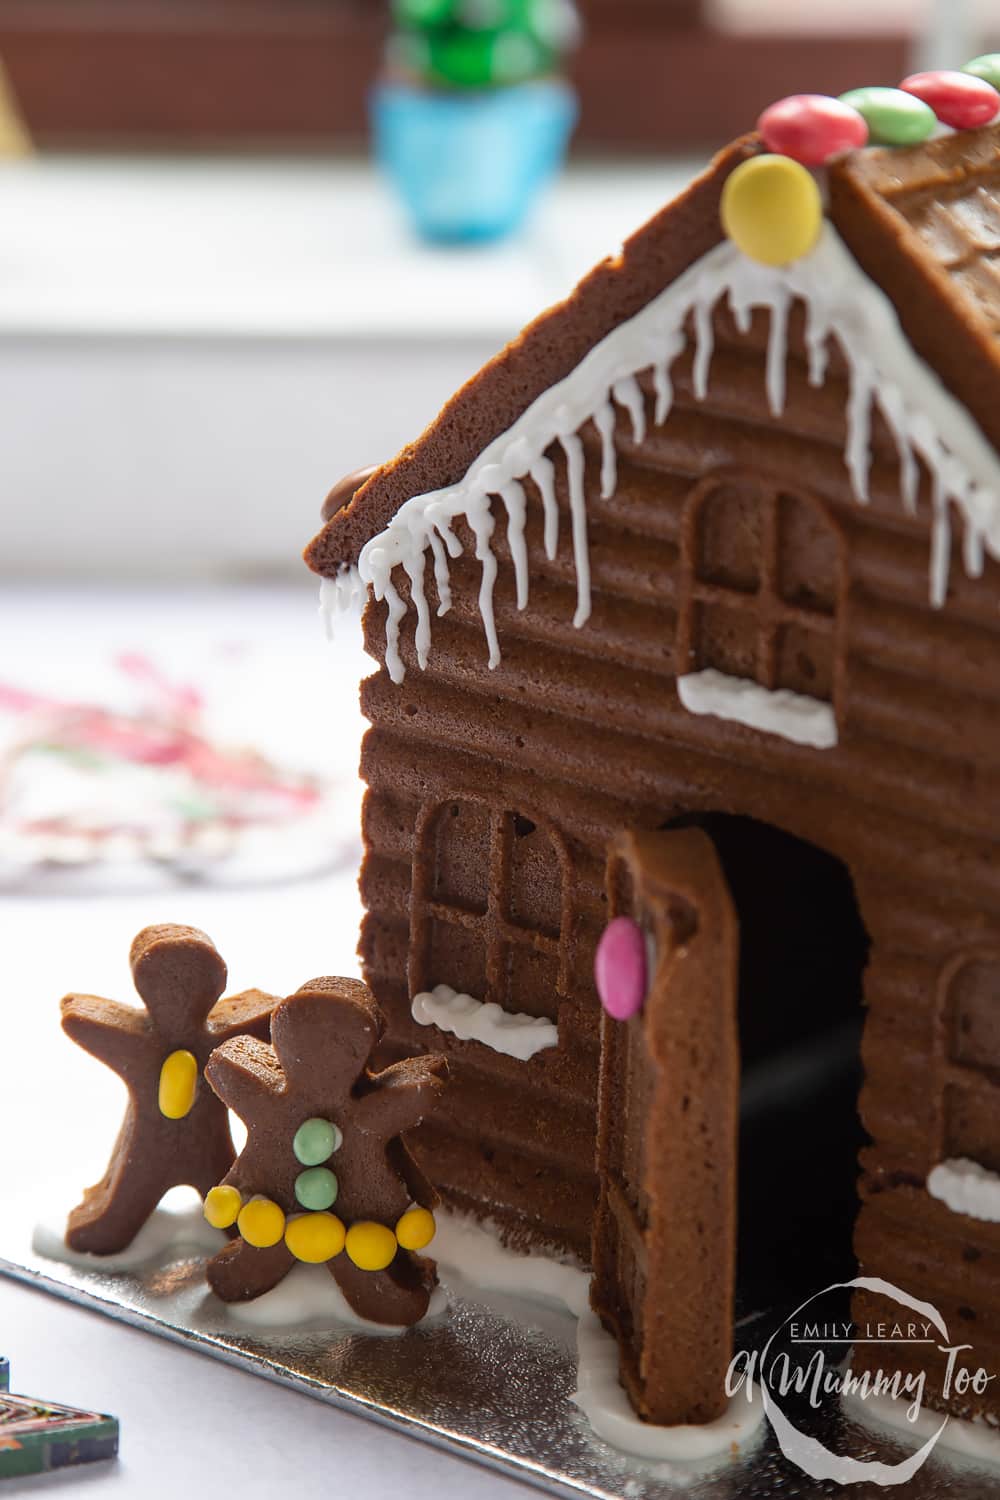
[
  {"xmin": 676, "ymin": 472, "xmax": 844, "ymax": 750},
  {"xmin": 409, "ymin": 798, "xmax": 567, "ymax": 1059}
]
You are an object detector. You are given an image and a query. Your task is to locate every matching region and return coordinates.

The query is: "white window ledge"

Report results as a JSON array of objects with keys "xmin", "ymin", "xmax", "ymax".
[
  {"xmin": 412, "ymin": 984, "xmax": 558, "ymax": 1062},
  {"xmin": 927, "ymin": 1157, "xmax": 1000, "ymax": 1223},
  {"xmin": 677, "ymin": 669, "xmax": 838, "ymax": 750}
]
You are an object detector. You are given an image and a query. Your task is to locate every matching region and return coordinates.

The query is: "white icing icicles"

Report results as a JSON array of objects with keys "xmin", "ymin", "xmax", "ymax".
[{"xmin": 322, "ymin": 224, "xmax": 1000, "ymax": 681}]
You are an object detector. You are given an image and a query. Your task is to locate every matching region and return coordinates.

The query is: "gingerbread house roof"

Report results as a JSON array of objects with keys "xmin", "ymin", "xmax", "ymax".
[{"xmin": 305, "ymin": 124, "xmax": 1000, "ymax": 682}]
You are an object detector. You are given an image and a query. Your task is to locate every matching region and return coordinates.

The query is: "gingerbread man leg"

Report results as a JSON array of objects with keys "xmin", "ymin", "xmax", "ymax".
[
  {"xmin": 330, "ymin": 1250, "xmax": 435, "ymax": 1327},
  {"xmin": 206, "ymin": 1238, "xmax": 295, "ymax": 1303},
  {"xmin": 67, "ymin": 1146, "xmax": 172, "ymax": 1257}
]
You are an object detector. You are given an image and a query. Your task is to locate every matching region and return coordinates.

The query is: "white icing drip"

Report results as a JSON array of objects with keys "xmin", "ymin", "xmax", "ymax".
[
  {"xmin": 805, "ymin": 321, "xmax": 829, "ymax": 387},
  {"xmin": 845, "ymin": 352, "xmax": 874, "ymax": 503},
  {"xmin": 613, "ymin": 375, "xmax": 646, "ymax": 445},
  {"xmin": 412, "ymin": 984, "xmax": 558, "ymax": 1062},
  {"xmin": 652, "ymin": 354, "xmax": 673, "ymax": 426},
  {"xmin": 530, "ymin": 454, "xmax": 559, "ymax": 561},
  {"xmin": 927, "ymin": 1157, "xmax": 1000, "ymax": 1222},
  {"xmin": 428, "ymin": 528, "xmax": 452, "ymax": 615},
  {"xmin": 930, "ymin": 477, "xmax": 951, "ymax": 608},
  {"xmin": 379, "ymin": 569, "xmax": 408, "ymax": 685},
  {"xmin": 764, "ymin": 283, "xmax": 789, "ymax": 416},
  {"xmin": 678, "ymin": 669, "xmax": 838, "ymax": 750},
  {"xmin": 844, "ymin": 1386, "xmax": 1000, "ymax": 1468},
  {"xmin": 966, "ymin": 523, "xmax": 985, "ymax": 579},
  {"xmin": 560, "ymin": 432, "xmax": 591, "ymax": 628},
  {"xmin": 877, "ymin": 384, "xmax": 920, "ymax": 513},
  {"xmin": 470, "ymin": 505, "xmax": 500, "ymax": 671},
  {"xmin": 594, "ymin": 400, "xmax": 617, "ymax": 499},
  {"xmin": 406, "ymin": 554, "xmax": 432, "ymax": 670},
  {"xmin": 328, "ymin": 225, "xmax": 1000, "ymax": 678},
  {"xmin": 319, "ymin": 568, "xmax": 363, "ymax": 641},
  {"xmin": 692, "ymin": 296, "xmax": 714, "ymax": 400},
  {"xmin": 501, "ymin": 481, "xmax": 530, "ymax": 610}
]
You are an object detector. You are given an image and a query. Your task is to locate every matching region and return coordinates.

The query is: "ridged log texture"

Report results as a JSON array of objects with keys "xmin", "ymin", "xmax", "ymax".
[{"xmin": 356, "ymin": 303, "xmax": 1000, "ymax": 1415}]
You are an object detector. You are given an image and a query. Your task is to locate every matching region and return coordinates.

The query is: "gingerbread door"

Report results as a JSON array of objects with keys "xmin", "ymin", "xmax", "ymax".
[{"xmin": 591, "ymin": 826, "xmax": 739, "ymax": 1427}]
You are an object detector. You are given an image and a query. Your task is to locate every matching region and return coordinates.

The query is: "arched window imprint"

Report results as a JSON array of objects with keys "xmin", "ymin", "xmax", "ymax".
[
  {"xmin": 409, "ymin": 798, "xmax": 571, "ymax": 1042},
  {"xmin": 933, "ymin": 952, "xmax": 1000, "ymax": 1176},
  {"xmin": 675, "ymin": 471, "xmax": 846, "ymax": 749}
]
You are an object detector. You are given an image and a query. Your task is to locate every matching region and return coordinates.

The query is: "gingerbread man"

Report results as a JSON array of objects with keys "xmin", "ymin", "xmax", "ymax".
[
  {"xmin": 203, "ymin": 976, "xmax": 448, "ymax": 1327},
  {"xmin": 61, "ymin": 924, "xmax": 279, "ymax": 1255}
]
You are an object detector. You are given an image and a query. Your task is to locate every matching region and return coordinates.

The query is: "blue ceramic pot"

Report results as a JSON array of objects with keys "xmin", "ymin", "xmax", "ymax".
[{"xmin": 372, "ymin": 78, "xmax": 578, "ymax": 244}]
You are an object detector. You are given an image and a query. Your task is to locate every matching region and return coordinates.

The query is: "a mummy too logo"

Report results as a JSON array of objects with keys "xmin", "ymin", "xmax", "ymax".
[{"xmin": 726, "ymin": 1277, "xmax": 997, "ymax": 1484}]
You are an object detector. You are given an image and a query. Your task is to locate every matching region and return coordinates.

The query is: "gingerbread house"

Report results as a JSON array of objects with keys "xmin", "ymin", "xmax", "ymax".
[{"xmin": 306, "ymin": 114, "xmax": 1000, "ymax": 1428}]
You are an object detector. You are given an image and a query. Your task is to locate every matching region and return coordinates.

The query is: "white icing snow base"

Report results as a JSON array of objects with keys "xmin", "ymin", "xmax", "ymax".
[
  {"xmin": 844, "ymin": 1386, "xmax": 1000, "ymax": 1468},
  {"xmin": 412, "ymin": 983, "xmax": 558, "ymax": 1061},
  {"xmin": 433, "ymin": 1212, "xmax": 765, "ymax": 1463},
  {"xmin": 322, "ymin": 223, "xmax": 1000, "ymax": 682},
  {"xmin": 226, "ymin": 1262, "xmax": 448, "ymax": 1333},
  {"xmin": 575, "ymin": 1310, "xmax": 765, "ymax": 1462},
  {"xmin": 33, "ymin": 1197, "xmax": 761, "ymax": 1463},
  {"xmin": 32, "ymin": 1201, "xmax": 226, "ymax": 1271},
  {"xmin": 927, "ymin": 1157, "xmax": 1000, "ymax": 1223},
  {"xmin": 677, "ymin": 669, "xmax": 837, "ymax": 749}
]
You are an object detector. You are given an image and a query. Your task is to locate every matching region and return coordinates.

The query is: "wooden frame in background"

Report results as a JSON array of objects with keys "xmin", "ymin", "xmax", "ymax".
[{"xmin": 0, "ymin": 0, "xmax": 909, "ymax": 151}]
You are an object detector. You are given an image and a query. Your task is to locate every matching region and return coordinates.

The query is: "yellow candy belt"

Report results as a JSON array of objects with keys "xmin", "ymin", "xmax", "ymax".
[{"xmin": 203, "ymin": 1187, "xmax": 436, "ymax": 1270}]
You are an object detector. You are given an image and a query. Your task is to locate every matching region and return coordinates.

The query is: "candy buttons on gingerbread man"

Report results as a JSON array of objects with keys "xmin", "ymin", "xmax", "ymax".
[
  {"xmin": 61, "ymin": 925, "xmax": 280, "ymax": 1255},
  {"xmin": 203, "ymin": 975, "xmax": 448, "ymax": 1326}
]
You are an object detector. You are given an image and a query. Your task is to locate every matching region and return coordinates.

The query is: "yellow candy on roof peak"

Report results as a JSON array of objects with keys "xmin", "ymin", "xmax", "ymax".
[{"xmin": 720, "ymin": 154, "xmax": 823, "ymax": 267}]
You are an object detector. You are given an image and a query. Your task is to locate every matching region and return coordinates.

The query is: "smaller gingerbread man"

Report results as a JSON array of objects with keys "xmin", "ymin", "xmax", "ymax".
[
  {"xmin": 61, "ymin": 924, "xmax": 279, "ymax": 1255},
  {"xmin": 203, "ymin": 976, "xmax": 448, "ymax": 1327}
]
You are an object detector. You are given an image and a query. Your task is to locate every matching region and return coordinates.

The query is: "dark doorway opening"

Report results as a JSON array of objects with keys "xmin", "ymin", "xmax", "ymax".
[{"xmin": 664, "ymin": 811, "xmax": 871, "ymax": 1317}]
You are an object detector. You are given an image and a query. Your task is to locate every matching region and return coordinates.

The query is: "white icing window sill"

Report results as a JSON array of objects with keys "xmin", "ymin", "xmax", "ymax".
[
  {"xmin": 927, "ymin": 1157, "xmax": 1000, "ymax": 1223},
  {"xmin": 677, "ymin": 669, "xmax": 838, "ymax": 750},
  {"xmin": 411, "ymin": 984, "xmax": 558, "ymax": 1062}
]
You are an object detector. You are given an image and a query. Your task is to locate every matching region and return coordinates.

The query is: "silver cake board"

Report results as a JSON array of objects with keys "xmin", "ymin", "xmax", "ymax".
[{"xmin": 0, "ymin": 1199, "xmax": 991, "ymax": 1500}]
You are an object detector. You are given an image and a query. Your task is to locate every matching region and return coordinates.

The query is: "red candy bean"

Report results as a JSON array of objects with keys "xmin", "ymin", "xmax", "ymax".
[
  {"xmin": 594, "ymin": 915, "xmax": 648, "ymax": 1021},
  {"xmin": 758, "ymin": 94, "xmax": 868, "ymax": 165},
  {"xmin": 900, "ymin": 70, "xmax": 1000, "ymax": 130}
]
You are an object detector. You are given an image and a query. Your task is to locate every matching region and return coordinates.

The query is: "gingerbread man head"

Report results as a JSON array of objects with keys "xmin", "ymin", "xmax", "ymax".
[
  {"xmin": 270, "ymin": 976, "xmax": 383, "ymax": 1099},
  {"xmin": 129, "ymin": 925, "xmax": 229, "ymax": 1046}
]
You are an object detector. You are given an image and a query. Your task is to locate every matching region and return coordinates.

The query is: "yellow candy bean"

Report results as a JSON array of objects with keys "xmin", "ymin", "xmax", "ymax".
[
  {"xmin": 285, "ymin": 1212, "xmax": 346, "ymax": 1264},
  {"xmin": 395, "ymin": 1206, "xmax": 436, "ymax": 1252},
  {"xmin": 345, "ymin": 1221, "xmax": 397, "ymax": 1272},
  {"xmin": 203, "ymin": 1184, "xmax": 242, "ymax": 1230},
  {"xmin": 158, "ymin": 1049, "xmax": 198, "ymax": 1120},
  {"xmin": 720, "ymin": 154, "xmax": 822, "ymax": 267},
  {"xmin": 237, "ymin": 1196, "xmax": 286, "ymax": 1249}
]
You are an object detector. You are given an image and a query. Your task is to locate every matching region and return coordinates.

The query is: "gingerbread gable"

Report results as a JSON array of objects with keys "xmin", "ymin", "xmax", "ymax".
[{"xmin": 306, "ymin": 127, "xmax": 1000, "ymax": 695}]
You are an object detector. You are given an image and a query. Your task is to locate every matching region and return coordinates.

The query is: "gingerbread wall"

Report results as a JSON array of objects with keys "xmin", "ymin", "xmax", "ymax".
[{"xmin": 356, "ymin": 293, "xmax": 1000, "ymax": 1397}]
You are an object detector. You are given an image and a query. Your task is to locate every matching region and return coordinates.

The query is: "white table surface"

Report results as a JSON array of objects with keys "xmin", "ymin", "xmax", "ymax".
[{"xmin": 0, "ymin": 583, "xmax": 528, "ymax": 1499}]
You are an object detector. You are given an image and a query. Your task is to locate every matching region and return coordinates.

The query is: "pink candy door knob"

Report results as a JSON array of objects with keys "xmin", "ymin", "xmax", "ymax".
[{"xmin": 594, "ymin": 915, "xmax": 648, "ymax": 1020}]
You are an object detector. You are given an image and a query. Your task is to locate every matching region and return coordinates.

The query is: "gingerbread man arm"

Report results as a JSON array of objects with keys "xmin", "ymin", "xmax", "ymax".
[
  {"xmin": 60, "ymin": 995, "xmax": 149, "ymax": 1078},
  {"xmin": 354, "ymin": 1054, "xmax": 449, "ymax": 1138},
  {"xmin": 206, "ymin": 988, "xmax": 281, "ymax": 1045},
  {"xmin": 204, "ymin": 1035, "xmax": 284, "ymax": 1122}
]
